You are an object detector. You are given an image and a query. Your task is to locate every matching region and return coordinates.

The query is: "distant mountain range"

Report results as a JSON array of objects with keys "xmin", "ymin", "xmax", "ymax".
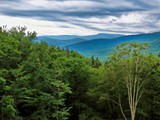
[
  {"xmin": 36, "ymin": 33, "xmax": 122, "ymax": 47},
  {"xmin": 39, "ymin": 33, "xmax": 122, "ymax": 40},
  {"xmin": 35, "ymin": 32, "xmax": 160, "ymax": 62}
]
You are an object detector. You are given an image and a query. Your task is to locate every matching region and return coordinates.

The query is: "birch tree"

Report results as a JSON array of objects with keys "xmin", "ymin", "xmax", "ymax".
[{"xmin": 109, "ymin": 42, "xmax": 153, "ymax": 120}]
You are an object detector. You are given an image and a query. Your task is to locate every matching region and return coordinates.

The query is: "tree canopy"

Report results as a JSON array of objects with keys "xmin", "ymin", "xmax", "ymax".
[{"xmin": 0, "ymin": 26, "xmax": 160, "ymax": 120}]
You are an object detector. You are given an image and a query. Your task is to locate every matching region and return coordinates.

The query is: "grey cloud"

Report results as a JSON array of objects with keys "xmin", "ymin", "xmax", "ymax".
[
  {"xmin": 72, "ymin": 22, "xmax": 144, "ymax": 34},
  {"xmin": 0, "ymin": 0, "xmax": 160, "ymax": 34},
  {"xmin": 0, "ymin": 0, "xmax": 146, "ymax": 17},
  {"xmin": 58, "ymin": 25, "xmax": 74, "ymax": 28},
  {"xmin": 0, "ymin": 6, "xmax": 145, "ymax": 20}
]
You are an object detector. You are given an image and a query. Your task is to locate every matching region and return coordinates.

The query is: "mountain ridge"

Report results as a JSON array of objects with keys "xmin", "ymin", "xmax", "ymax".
[
  {"xmin": 67, "ymin": 32, "xmax": 160, "ymax": 62},
  {"xmin": 38, "ymin": 33, "xmax": 123, "ymax": 40},
  {"xmin": 35, "ymin": 32, "xmax": 160, "ymax": 62}
]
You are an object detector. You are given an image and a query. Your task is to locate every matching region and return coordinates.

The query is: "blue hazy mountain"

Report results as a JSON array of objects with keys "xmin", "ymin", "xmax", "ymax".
[
  {"xmin": 68, "ymin": 32, "xmax": 160, "ymax": 62},
  {"xmin": 81, "ymin": 33, "xmax": 122, "ymax": 40},
  {"xmin": 34, "ymin": 36, "xmax": 86, "ymax": 47},
  {"xmin": 39, "ymin": 33, "xmax": 122, "ymax": 40},
  {"xmin": 36, "ymin": 33, "xmax": 123, "ymax": 47},
  {"xmin": 35, "ymin": 32, "xmax": 160, "ymax": 62}
]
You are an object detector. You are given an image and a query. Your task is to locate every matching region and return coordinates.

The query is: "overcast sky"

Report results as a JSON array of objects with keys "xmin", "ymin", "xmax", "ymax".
[{"xmin": 0, "ymin": 0, "xmax": 160, "ymax": 35}]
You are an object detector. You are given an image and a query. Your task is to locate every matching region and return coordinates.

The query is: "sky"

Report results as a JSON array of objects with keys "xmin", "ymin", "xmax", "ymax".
[{"xmin": 0, "ymin": 0, "xmax": 160, "ymax": 36}]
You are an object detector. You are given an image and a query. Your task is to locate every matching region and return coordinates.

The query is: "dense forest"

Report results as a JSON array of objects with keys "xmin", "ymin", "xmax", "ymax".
[{"xmin": 0, "ymin": 26, "xmax": 160, "ymax": 120}]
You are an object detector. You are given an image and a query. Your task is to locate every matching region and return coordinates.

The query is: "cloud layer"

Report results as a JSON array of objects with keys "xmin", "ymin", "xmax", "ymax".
[{"xmin": 0, "ymin": 0, "xmax": 160, "ymax": 35}]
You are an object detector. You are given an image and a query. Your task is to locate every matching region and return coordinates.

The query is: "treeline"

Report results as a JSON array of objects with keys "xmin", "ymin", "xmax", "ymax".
[{"xmin": 0, "ymin": 27, "xmax": 160, "ymax": 120}]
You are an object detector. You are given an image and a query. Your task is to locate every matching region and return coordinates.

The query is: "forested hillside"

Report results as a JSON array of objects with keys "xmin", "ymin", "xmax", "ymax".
[
  {"xmin": 68, "ymin": 32, "xmax": 160, "ymax": 62},
  {"xmin": 0, "ymin": 27, "xmax": 160, "ymax": 120},
  {"xmin": 36, "ymin": 32, "xmax": 160, "ymax": 63}
]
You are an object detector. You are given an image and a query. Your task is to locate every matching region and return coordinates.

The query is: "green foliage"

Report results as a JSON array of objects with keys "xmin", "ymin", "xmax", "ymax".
[
  {"xmin": 0, "ymin": 27, "xmax": 72, "ymax": 120},
  {"xmin": 0, "ymin": 26, "xmax": 160, "ymax": 120},
  {"xmin": 1, "ymin": 95, "xmax": 17, "ymax": 119}
]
